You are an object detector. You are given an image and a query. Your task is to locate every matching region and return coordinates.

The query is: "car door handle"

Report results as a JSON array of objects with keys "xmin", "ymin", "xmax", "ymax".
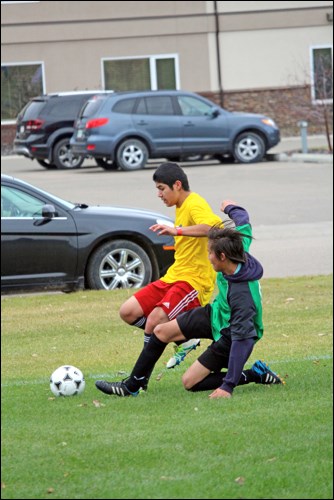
[
  {"xmin": 136, "ymin": 120, "xmax": 148, "ymax": 125},
  {"xmin": 184, "ymin": 121, "xmax": 195, "ymax": 127}
]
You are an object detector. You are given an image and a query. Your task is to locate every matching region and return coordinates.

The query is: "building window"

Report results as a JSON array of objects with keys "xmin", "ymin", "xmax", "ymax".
[
  {"xmin": 1, "ymin": 63, "xmax": 44, "ymax": 122},
  {"xmin": 102, "ymin": 55, "xmax": 179, "ymax": 91},
  {"xmin": 310, "ymin": 46, "xmax": 333, "ymax": 103}
]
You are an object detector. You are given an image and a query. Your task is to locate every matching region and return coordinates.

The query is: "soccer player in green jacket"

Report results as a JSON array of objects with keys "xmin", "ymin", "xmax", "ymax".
[{"xmin": 96, "ymin": 200, "xmax": 283, "ymax": 398}]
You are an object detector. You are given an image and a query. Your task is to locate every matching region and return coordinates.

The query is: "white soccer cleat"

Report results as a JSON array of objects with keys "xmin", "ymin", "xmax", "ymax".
[{"xmin": 166, "ymin": 339, "xmax": 201, "ymax": 369}]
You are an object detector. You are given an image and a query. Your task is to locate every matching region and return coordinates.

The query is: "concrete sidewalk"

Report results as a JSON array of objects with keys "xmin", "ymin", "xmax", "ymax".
[{"xmin": 269, "ymin": 134, "xmax": 333, "ymax": 163}]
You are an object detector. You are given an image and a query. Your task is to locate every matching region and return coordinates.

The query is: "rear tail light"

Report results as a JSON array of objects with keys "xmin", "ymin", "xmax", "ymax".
[
  {"xmin": 86, "ymin": 117, "xmax": 109, "ymax": 129},
  {"xmin": 26, "ymin": 119, "xmax": 45, "ymax": 130}
]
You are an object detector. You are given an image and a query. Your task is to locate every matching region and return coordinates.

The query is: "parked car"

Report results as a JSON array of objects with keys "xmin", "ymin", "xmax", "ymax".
[
  {"xmin": 1, "ymin": 174, "xmax": 175, "ymax": 294},
  {"xmin": 13, "ymin": 91, "xmax": 113, "ymax": 170},
  {"xmin": 70, "ymin": 90, "xmax": 280, "ymax": 171}
]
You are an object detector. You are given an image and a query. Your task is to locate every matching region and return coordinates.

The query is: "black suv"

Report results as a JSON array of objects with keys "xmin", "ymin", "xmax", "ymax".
[{"xmin": 13, "ymin": 91, "xmax": 113, "ymax": 169}]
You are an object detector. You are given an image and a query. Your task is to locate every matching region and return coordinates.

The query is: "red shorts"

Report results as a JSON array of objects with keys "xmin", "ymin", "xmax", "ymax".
[{"xmin": 134, "ymin": 280, "xmax": 201, "ymax": 320}]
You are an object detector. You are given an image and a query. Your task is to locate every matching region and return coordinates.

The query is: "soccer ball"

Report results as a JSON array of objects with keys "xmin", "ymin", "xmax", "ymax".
[{"xmin": 50, "ymin": 365, "xmax": 85, "ymax": 397}]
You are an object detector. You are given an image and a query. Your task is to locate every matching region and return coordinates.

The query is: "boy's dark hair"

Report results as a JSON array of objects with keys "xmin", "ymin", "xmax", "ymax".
[
  {"xmin": 153, "ymin": 162, "xmax": 190, "ymax": 191},
  {"xmin": 208, "ymin": 224, "xmax": 246, "ymax": 264}
]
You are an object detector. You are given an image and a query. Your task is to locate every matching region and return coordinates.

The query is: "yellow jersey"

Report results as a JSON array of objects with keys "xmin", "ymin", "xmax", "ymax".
[{"xmin": 161, "ymin": 192, "xmax": 222, "ymax": 305}]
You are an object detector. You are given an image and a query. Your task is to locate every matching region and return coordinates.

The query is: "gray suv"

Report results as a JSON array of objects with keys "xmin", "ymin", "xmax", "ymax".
[{"xmin": 70, "ymin": 90, "xmax": 280, "ymax": 171}]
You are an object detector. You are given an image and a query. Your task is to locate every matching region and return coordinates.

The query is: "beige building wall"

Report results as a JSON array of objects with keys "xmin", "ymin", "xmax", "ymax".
[
  {"xmin": 1, "ymin": 0, "xmax": 332, "ymax": 143},
  {"xmin": 2, "ymin": 0, "xmax": 332, "ymax": 93},
  {"xmin": 215, "ymin": 1, "xmax": 332, "ymax": 92},
  {"xmin": 2, "ymin": 1, "xmax": 215, "ymax": 93},
  {"xmin": 219, "ymin": 26, "xmax": 332, "ymax": 91},
  {"xmin": 3, "ymin": 33, "xmax": 214, "ymax": 94},
  {"xmin": 218, "ymin": 1, "xmax": 332, "ymax": 13}
]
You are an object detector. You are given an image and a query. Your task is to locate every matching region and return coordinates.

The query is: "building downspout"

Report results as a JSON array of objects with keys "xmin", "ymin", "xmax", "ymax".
[{"xmin": 214, "ymin": 0, "xmax": 224, "ymax": 107}]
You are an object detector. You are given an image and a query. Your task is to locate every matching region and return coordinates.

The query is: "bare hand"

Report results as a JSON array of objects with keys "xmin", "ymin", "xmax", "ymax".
[
  {"xmin": 149, "ymin": 223, "xmax": 176, "ymax": 236},
  {"xmin": 220, "ymin": 200, "xmax": 237, "ymax": 212},
  {"xmin": 209, "ymin": 388, "xmax": 232, "ymax": 399}
]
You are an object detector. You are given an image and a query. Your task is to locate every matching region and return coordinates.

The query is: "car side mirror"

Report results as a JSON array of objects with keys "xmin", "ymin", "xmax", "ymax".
[
  {"xmin": 211, "ymin": 107, "xmax": 220, "ymax": 118},
  {"xmin": 42, "ymin": 204, "xmax": 56, "ymax": 219}
]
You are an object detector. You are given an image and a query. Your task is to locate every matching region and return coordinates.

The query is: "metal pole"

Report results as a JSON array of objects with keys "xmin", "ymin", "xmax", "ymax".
[
  {"xmin": 298, "ymin": 121, "xmax": 308, "ymax": 154},
  {"xmin": 214, "ymin": 1, "xmax": 224, "ymax": 108}
]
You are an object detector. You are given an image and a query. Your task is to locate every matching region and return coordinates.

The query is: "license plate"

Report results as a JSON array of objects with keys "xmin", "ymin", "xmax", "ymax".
[
  {"xmin": 20, "ymin": 125, "xmax": 25, "ymax": 134},
  {"xmin": 76, "ymin": 129, "xmax": 84, "ymax": 139}
]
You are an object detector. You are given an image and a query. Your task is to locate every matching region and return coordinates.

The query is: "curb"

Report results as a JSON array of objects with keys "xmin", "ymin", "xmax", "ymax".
[{"xmin": 272, "ymin": 153, "xmax": 333, "ymax": 164}]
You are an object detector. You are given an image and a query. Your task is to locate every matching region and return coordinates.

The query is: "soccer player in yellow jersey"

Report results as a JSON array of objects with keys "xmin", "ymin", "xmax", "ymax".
[{"xmin": 119, "ymin": 162, "xmax": 222, "ymax": 368}]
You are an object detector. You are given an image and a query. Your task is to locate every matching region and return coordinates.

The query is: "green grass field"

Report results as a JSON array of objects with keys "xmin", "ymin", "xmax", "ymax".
[{"xmin": 1, "ymin": 275, "xmax": 333, "ymax": 499}]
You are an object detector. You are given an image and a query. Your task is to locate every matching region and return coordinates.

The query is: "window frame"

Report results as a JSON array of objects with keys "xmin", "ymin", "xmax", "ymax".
[
  {"xmin": 309, "ymin": 45, "xmax": 333, "ymax": 104},
  {"xmin": 101, "ymin": 54, "xmax": 180, "ymax": 91},
  {"xmin": 1, "ymin": 61, "xmax": 45, "ymax": 124}
]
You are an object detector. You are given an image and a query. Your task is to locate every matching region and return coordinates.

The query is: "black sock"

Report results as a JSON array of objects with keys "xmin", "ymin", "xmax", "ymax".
[
  {"xmin": 189, "ymin": 369, "xmax": 256, "ymax": 392},
  {"xmin": 189, "ymin": 373, "xmax": 226, "ymax": 392},
  {"xmin": 143, "ymin": 333, "xmax": 155, "ymax": 382},
  {"xmin": 126, "ymin": 334, "xmax": 168, "ymax": 392},
  {"xmin": 143, "ymin": 333, "xmax": 151, "ymax": 348},
  {"xmin": 131, "ymin": 317, "xmax": 147, "ymax": 330},
  {"xmin": 241, "ymin": 368, "xmax": 258, "ymax": 384}
]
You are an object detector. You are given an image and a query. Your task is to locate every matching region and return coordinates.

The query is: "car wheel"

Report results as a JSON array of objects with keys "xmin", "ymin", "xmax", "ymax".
[
  {"xmin": 116, "ymin": 139, "xmax": 148, "ymax": 171},
  {"xmin": 95, "ymin": 157, "xmax": 118, "ymax": 170},
  {"xmin": 53, "ymin": 138, "xmax": 85, "ymax": 169},
  {"xmin": 37, "ymin": 159, "xmax": 57, "ymax": 169},
  {"xmin": 86, "ymin": 240, "xmax": 153, "ymax": 290},
  {"xmin": 233, "ymin": 132, "xmax": 265, "ymax": 163}
]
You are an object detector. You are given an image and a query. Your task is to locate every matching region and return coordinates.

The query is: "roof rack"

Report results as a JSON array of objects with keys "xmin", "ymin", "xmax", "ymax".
[{"xmin": 46, "ymin": 90, "xmax": 114, "ymax": 97}]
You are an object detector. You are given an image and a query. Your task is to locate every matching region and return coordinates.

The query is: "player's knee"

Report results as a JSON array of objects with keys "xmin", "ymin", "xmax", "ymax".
[
  {"xmin": 119, "ymin": 299, "xmax": 139, "ymax": 324},
  {"xmin": 148, "ymin": 307, "xmax": 168, "ymax": 327},
  {"xmin": 119, "ymin": 302, "xmax": 131, "ymax": 323},
  {"xmin": 153, "ymin": 322, "xmax": 172, "ymax": 343},
  {"xmin": 153, "ymin": 322, "xmax": 164, "ymax": 339},
  {"xmin": 182, "ymin": 373, "xmax": 194, "ymax": 391}
]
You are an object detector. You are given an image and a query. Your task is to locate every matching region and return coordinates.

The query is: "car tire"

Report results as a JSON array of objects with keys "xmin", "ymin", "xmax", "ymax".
[
  {"xmin": 233, "ymin": 132, "xmax": 265, "ymax": 163},
  {"xmin": 95, "ymin": 157, "xmax": 118, "ymax": 170},
  {"xmin": 53, "ymin": 138, "xmax": 85, "ymax": 169},
  {"xmin": 116, "ymin": 139, "xmax": 148, "ymax": 171},
  {"xmin": 37, "ymin": 159, "xmax": 57, "ymax": 169},
  {"xmin": 86, "ymin": 239, "xmax": 153, "ymax": 290}
]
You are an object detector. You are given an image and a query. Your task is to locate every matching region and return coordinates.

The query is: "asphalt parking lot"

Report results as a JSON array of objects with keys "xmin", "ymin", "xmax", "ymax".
[{"xmin": 2, "ymin": 154, "xmax": 333, "ymax": 279}]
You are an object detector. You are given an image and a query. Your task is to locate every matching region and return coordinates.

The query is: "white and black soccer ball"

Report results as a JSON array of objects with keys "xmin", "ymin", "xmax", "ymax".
[{"xmin": 50, "ymin": 365, "xmax": 85, "ymax": 397}]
